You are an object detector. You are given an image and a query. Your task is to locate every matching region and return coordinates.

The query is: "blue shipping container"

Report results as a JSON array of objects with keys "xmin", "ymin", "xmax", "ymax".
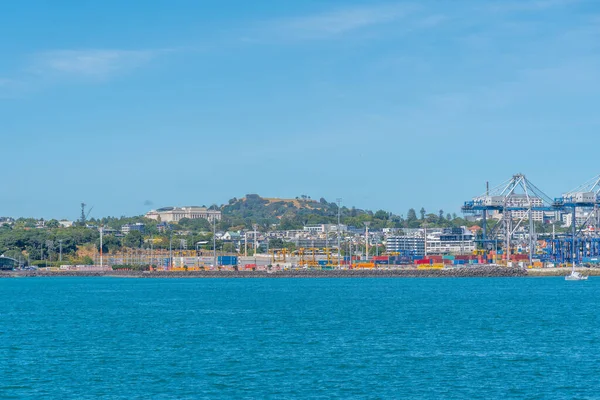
[{"xmin": 218, "ymin": 256, "xmax": 238, "ymax": 265}]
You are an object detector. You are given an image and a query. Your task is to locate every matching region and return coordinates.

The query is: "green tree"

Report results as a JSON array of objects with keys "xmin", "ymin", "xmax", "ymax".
[
  {"xmin": 374, "ymin": 210, "xmax": 388, "ymax": 220},
  {"xmin": 407, "ymin": 209, "xmax": 417, "ymax": 222},
  {"xmin": 123, "ymin": 231, "xmax": 143, "ymax": 248},
  {"xmin": 178, "ymin": 217, "xmax": 211, "ymax": 232},
  {"xmin": 97, "ymin": 235, "xmax": 121, "ymax": 253}
]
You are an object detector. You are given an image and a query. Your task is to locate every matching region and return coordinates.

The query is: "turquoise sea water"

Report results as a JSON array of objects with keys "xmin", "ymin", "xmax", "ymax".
[{"xmin": 1, "ymin": 277, "xmax": 599, "ymax": 399}]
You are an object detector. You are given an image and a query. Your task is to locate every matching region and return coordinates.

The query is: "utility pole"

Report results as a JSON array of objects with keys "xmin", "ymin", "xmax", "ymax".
[{"xmin": 58, "ymin": 239, "xmax": 63, "ymax": 263}]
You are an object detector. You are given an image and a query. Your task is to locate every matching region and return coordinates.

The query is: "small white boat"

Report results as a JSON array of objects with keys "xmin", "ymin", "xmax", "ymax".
[{"xmin": 565, "ymin": 267, "xmax": 588, "ymax": 281}]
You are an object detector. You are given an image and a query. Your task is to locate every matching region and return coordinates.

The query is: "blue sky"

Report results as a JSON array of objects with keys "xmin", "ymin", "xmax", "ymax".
[{"xmin": 1, "ymin": 0, "xmax": 599, "ymax": 220}]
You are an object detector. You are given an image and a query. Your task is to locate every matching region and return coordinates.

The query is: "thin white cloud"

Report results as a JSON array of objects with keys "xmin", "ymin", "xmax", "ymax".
[
  {"xmin": 30, "ymin": 49, "xmax": 166, "ymax": 79},
  {"xmin": 272, "ymin": 3, "xmax": 415, "ymax": 38}
]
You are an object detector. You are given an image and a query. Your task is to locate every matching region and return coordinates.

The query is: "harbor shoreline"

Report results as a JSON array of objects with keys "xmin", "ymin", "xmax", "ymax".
[
  {"xmin": 3, "ymin": 267, "xmax": 597, "ymax": 279},
  {"xmin": 0, "ymin": 266, "xmax": 530, "ymax": 278}
]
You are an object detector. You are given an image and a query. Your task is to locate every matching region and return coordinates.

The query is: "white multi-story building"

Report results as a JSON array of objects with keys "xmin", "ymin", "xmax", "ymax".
[
  {"xmin": 121, "ymin": 223, "xmax": 145, "ymax": 234},
  {"xmin": 425, "ymin": 227, "xmax": 476, "ymax": 254},
  {"xmin": 303, "ymin": 224, "xmax": 348, "ymax": 233},
  {"xmin": 145, "ymin": 206, "xmax": 221, "ymax": 223},
  {"xmin": 386, "ymin": 236, "xmax": 425, "ymax": 257},
  {"xmin": 562, "ymin": 209, "xmax": 599, "ymax": 229}
]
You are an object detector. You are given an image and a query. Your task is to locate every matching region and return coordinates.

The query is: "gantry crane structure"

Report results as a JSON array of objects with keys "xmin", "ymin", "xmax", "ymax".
[
  {"xmin": 462, "ymin": 173, "xmax": 557, "ymax": 264},
  {"xmin": 463, "ymin": 173, "xmax": 600, "ymax": 265},
  {"xmin": 550, "ymin": 175, "xmax": 600, "ymax": 264}
]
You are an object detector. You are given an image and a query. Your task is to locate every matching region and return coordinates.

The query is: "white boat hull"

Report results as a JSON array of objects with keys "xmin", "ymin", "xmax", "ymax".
[{"xmin": 565, "ymin": 271, "xmax": 588, "ymax": 281}]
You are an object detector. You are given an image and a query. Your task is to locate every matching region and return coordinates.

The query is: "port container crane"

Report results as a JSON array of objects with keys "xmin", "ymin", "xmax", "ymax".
[{"xmin": 462, "ymin": 174, "xmax": 557, "ymax": 265}]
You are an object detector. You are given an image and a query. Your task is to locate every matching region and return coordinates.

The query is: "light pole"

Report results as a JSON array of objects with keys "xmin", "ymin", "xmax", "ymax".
[
  {"xmin": 364, "ymin": 222, "xmax": 370, "ymax": 261},
  {"xmin": 423, "ymin": 223, "xmax": 428, "ymax": 257},
  {"xmin": 213, "ymin": 217, "xmax": 217, "ymax": 268},
  {"xmin": 325, "ymin": 225, "xmax": 329, "ymax": 267},
  {"xmin": 169, "ymin": 226, "xmax": 173, "ymax": 269},
  {"xmin": 349, "ymin": 240, "xmax": 353, "ymax": 269},
  {"xmin": 99, "ymin": 226, "xmax": 103, "ymax": 268},
  {"xmin": 45, "ymin": 240, "xmax": 53, "ymax": 268},
  {"xmin": 253, "ymin": 224, "xmax": 258, "ymax": 255},
  {"xmin": 195, "ymin": 242, "xmax": 201, "ymax": 269},
  {"xmin": 58, "ymin": 239, "xmax": 63, "ymax": 263},
  {"xmin": 337, "ymin": 198, "xmax": 342, "ymax": 269},
  {"xmin": 150, "ymin": 235, "xmax": 154, "ymax": 269}
]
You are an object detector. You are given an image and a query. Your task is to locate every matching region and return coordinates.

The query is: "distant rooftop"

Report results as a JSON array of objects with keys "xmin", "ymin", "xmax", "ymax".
[{"xmin": 154, "ymin": 206, "xmax": 209, "ymax": 212}]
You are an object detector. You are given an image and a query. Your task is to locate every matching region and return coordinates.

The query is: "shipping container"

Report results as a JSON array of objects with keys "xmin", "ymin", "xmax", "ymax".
[
  {"xmin": 582, "ymin": 257, "xmax": 600, "ymax": 264},
  {"xmin": 218, "ymin": 256, "xmax": 238, "ymax": 266}
]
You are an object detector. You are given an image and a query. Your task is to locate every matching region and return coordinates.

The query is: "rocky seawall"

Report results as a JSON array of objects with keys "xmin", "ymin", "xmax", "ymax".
[{"xmin": 1, "ymin": 266, "xmax": 528, "ymax": 278}]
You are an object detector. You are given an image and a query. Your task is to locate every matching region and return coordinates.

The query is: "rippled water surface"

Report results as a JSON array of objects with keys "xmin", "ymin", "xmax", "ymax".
[{"xmin": 1, "ymin": 277, "xmax": 599, "ymax": 399}]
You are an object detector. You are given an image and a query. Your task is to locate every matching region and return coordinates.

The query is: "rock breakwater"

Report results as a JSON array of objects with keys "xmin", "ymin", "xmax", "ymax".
[{"xmin": 1, "ymin": 266, "xmax": 527, "ymax": 278}]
